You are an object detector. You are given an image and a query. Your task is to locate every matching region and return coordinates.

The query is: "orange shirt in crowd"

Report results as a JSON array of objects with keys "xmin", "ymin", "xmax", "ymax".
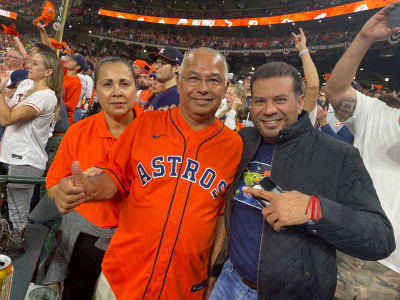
[
  {"xmin": 46, "ymin": 111, "xmax": 126, "ymax": 228},
  {"xmin": 98, "ymin": 108, "xmax": 243, "ymax": 300},
  {"xmin": 62, "ymin": 61, "xmax": 82, "ymax": 125},
  {"xmin": 137, "ymin": 89, "xmax": 153, "ymax": 110}
]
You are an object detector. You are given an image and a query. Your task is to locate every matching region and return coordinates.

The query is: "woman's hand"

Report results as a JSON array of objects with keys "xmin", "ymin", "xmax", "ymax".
[
  {"xmin": 231, "ymin": 98, "xmax": 242, "ymax": 112},
  {"xmin": 291, "ymin": 27, "xmax": 307, "ymax": 51}
]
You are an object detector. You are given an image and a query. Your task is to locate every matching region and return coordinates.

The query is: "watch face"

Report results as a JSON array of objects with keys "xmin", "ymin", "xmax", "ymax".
[{"xmin": 388, "ymin": 6, "xmax": 400, "ymax": 28}]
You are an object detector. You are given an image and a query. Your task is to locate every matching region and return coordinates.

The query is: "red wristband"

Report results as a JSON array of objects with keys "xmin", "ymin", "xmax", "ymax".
[{"xmin": 305, "ymin": 196, "xmax": 312, "ymax": 215}]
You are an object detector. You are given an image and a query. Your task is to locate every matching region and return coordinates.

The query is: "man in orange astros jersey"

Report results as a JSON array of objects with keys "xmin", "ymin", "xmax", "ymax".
[{"xmin": 52, "ymin": 47, "xmax": 243, "ymax": 300}]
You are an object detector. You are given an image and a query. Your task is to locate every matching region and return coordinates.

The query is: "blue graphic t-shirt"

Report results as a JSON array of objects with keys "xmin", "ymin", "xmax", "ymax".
[{"xmin": 229, "ymin": 141, "xmax": 275, "ymax": 281}]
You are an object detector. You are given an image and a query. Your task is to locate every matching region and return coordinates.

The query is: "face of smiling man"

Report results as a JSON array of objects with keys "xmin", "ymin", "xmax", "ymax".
[
  {"xmin": 177, "ymin": 49, "xmax": 228, "ymax": 129},
  {"xmin": 251, "ymin": 76, "xmax": 304, "ymax": 143}
]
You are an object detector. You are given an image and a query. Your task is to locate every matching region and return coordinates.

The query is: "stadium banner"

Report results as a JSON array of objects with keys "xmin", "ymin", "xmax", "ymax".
[
  {"xmin": 99, "ymin": 0, "xmax": 393, "ymax": 27},
  {"xmin": 0, "ymin": 9, "xmax": 17, "ymax": 20},
  {"xmin": 283, "ymin": 48, "xmax": 292, "ymax": 55},
  {"xmin": 264, "ymin": 49, "xmax": 272, "ymax": 57},
  {"xmin": 309, "ymin": 45, "xmax": 321, "ymax": 53}
]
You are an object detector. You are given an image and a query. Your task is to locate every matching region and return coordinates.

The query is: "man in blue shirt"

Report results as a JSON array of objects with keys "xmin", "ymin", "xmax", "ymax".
[
  {"xmin": 147, "ymin": 46, "xmax": 183, "ymax": 110},
  {"xmin": 207, "ymin": 61, "xmax": 394, "ymax": 300}
]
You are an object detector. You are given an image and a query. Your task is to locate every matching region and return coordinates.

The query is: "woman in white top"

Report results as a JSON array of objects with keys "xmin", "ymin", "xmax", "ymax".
[{"xmin": 0, "ymin": 51, "xmax": 63, "ymax": 232}]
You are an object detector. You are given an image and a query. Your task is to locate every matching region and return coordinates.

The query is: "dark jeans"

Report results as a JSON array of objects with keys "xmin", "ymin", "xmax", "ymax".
[{"xmin": 62, "ymin": 232, "xmax": 106, "ymax": 300}]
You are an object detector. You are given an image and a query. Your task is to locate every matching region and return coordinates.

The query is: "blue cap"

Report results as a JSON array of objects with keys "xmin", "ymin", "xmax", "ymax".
[
  {"xmin": 7, "ymin": 69, "xmax": 28, "ymax": 88},
  {"xmin": 68, "ymin": 53, "xmax": 87, "ymax": 71},
  {"xmin": 149, "ymin": 46, "xmax": 183, "ymax": 65}
]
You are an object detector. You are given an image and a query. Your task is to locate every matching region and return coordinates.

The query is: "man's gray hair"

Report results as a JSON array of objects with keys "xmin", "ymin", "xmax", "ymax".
[{"xmin": 178, "ymin": 47, "xmax": 228, "ymax": 81}]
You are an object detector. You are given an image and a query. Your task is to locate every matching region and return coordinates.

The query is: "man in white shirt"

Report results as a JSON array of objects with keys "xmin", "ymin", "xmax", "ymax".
[{"xmin": 325, "ymin": 3, "xmax": 400, "ymax": 299}]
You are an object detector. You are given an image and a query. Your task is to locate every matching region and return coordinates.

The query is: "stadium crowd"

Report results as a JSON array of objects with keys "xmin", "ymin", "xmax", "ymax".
[
  {"xmin": 95, "ymin": 26, "xmax": 358, "ymax": 49},
  {"xmin": 0, "ymin": 0, "xmax": 33, "ymax": 12},
  {"xmin": 0, "ymin": 2, "xmax": 399, "ymax": 300}
]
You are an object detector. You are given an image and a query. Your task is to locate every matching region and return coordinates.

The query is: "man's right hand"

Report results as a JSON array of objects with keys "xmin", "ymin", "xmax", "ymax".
[
  {"xmin": 54, "ymin": 161, "xmax": 95, "ymax": 214},
  {"xmin": 359, "ymin": 2, "xmax": 400, "ymax": 43}
]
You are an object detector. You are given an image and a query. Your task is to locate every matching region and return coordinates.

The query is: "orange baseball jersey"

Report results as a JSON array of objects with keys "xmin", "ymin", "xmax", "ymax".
[
  {"xmin": 46, "ymin": 111, "xmax": 129, "ymax": 228},
  {"xmin": 62, "ymin": 61, "xmax": 82, "ymax": 125},
  {"xmin": 98, "ymin": 107, "xmax": 243, "ymax": 299}
]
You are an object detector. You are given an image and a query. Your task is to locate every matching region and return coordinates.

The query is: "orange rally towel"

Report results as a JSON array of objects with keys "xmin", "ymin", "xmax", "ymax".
[
  {"xmin": 33, "ymin": 1, "xmax": 56, "ymax": 26},
  {"xmin": 48, "ymin": 38, "xmax": 67, "ymax": 50},
  {"xmin": 1, "ymin": 24, "xmax": 19, "ymax": 37}
]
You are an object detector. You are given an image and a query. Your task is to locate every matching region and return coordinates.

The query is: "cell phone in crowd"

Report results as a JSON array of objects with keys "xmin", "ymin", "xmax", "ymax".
[
  {"xmin": 253, "ymin": 177, "xmax": 282, "ymax": 208},
  {"xmin": 388, "ymin": 5, "xmax": 400, "ymax": 28}
]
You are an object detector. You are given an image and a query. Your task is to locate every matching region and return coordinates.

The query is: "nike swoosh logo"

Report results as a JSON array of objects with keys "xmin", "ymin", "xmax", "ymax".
[{"xmin": 152, "ymin": 134, "xmax": 166, "ymax": 139}]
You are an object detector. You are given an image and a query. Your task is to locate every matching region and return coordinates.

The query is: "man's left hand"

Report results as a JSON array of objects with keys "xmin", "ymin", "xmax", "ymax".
[{"xmin": 242, "ymin": 187, "xmax": 313, "ymax": 232}]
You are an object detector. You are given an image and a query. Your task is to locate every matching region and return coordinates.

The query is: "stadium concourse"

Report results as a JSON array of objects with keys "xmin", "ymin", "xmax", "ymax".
[{"xmin": 0, "ymin": 0, "xmax": 399, "ymax": 299}]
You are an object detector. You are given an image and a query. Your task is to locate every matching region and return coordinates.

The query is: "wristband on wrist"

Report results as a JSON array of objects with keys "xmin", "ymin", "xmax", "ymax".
[
  {"xmin": 299, "ymin": 48, "xmax": 309, "ymax": 57},
  {"xmin": 305, "ymin": 195, "xmax": 321, "ymax": 222}
]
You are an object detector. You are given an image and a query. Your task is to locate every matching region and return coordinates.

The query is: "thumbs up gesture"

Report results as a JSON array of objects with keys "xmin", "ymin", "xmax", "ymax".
[{"xmin": 54, "ymin": 161, "xmax": 95, "ymax": 214}]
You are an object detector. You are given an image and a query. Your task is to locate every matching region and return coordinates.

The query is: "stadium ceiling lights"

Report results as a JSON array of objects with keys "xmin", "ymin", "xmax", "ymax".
[{"xmin": 99, "ymin": 0, "xmax": 392, "ymax": 27}]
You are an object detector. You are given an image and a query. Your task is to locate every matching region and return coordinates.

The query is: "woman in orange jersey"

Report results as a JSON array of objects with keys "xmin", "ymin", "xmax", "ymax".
[{"xmin": 44, "ymin": 57, "xmax": 138, "ymax": 300}]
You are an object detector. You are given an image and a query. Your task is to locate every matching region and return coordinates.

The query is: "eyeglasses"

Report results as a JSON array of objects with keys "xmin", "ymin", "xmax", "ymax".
[
  {"xmin": 181, "ymin": 75, "xmax": 226, "ymax": 88},
  {"xmin": 153, "ymin": 59, "xmax": 171, "ymax": 67}
]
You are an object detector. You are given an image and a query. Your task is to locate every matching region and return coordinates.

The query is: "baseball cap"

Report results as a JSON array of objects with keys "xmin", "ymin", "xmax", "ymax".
[
  {"xmin": 6, "ymin": 69, "xmax": 28, "ymax": 88},
  {"xmin": 149, "ymin": 47, "xmax": 183, "ymax": 65},
  {"xmin": 133, "ymin": 59, "xmax": 156, "ymax": 72},
  {"xmin": 68, "ymin": 53, "xmax": 87, "ymax": 71},
  {"xmin": 86, "ymin": 60, "xmax": 94, "ymax": 71}
]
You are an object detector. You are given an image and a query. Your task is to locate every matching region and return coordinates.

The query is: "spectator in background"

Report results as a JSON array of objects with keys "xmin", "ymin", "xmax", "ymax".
[
  {"xmin": 0, "ymin": 69, "xmax": 28, "ymax": 173},
  {"xmin": 76, "ymin": 64, "xmax": 94, "ymax": 122},
  {"xmin": 147, "ymin": 72, "xmax": 155, "ymax": 87},
  {"xmin": 0, "ymin": 51, "xmax": 62, "ymax": 238},
  {"xmin": 2, "ymin": 49, "xmax": 24, "ymax": 73},
  {"xmin": 138, "ymin": 70, "xmax": 150, "ymax": 92},
  {"xmin": 143, "ymin": 76, "xmax": 164, "ymax": 110},
  {"xmin": 86, "ymin": 60, "xmax": 94, "ymax": 77},
  {"xmin": 146, "ymin": 46, "xmax": 182, "ymax": 110},
  {"xmin": 315, "ymin": 102, "xmax": 354, "ymax": 144},
  {"xmin": 35, "ymin": 22, "xmax": 85, "ymax": 125},
  {"xmin": 244, "ymin": 72, "xmax": 252, "ymax": 107},
  {"xmin": 132, "ymin": 59, "xmax": 156, "ymax": 109},
  {"xmin": 62, "ymin": 53, "xmax": 86, "ymax": 124},
  {"xmin": 324, "ymin": 3, "xmax": 400, "ymax": 298},
  {"xmin": 217, "ymin": 83, "xmax": 247, "ymax": 131}
]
